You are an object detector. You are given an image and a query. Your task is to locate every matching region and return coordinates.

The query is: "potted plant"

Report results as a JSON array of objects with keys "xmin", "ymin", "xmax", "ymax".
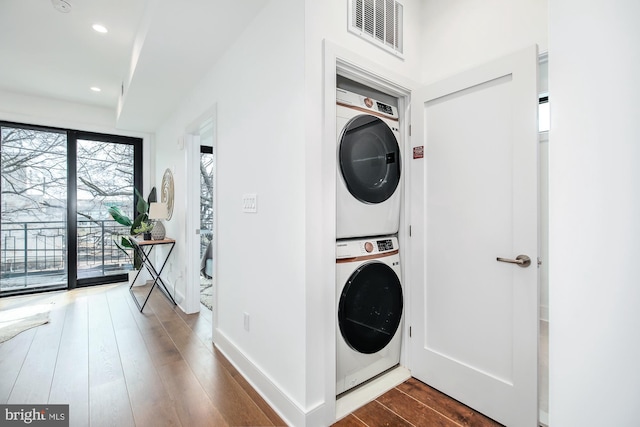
[
  {"xmin": 133, "ymin": 220, "xmax": 154, "ymax": 240},
  {"xmin": 108, "ymin": 187, "xmax": 156, "ymax": 274}
]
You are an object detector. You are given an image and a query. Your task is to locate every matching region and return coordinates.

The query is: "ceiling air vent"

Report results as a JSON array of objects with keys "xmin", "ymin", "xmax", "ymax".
[{"xmin": 348, "ymin": 0, "xmax": 403, "ymax": 57}]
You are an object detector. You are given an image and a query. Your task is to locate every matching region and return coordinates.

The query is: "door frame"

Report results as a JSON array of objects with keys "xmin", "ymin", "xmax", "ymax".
[
  {"xmin": 183, "ymin": 105, "xmax": 217, "ymax": 315},
  {"xmin": 322, "ymin": 40, "xmax": 414, "ymax": 422}
]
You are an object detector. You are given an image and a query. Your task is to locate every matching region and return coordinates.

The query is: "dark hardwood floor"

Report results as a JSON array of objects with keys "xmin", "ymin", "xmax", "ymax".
[
  {"xmin": 333, "ymin": 378, "xmax": 502, "ymax": 427},
  {"xmin": 1, "ymin": 282, "xmax": 501, "ymax": 427}
]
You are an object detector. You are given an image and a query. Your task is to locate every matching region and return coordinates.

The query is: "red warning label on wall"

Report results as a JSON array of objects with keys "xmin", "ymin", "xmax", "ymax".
[{"xmin": 413, "ymin": 146, "xmax": 424, "ymax": 159}]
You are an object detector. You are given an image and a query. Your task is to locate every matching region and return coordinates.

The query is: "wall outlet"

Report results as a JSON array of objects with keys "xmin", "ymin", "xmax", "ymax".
[
  {"xmin": 243, "ymin": 312, "xmax": 250, "ymax": 331},
  {"xmin": 242, "ymin": 193, "xmax": 257, "ymax": 213}
]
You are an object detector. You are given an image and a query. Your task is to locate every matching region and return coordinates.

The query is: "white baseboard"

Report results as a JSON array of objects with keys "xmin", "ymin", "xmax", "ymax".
[{"xmin": 214, "ymin": 329, "xmax": 323, "ymax": 427}]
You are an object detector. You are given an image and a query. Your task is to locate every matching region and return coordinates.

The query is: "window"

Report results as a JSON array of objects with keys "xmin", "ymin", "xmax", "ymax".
[{"xmin": 0, "ymin": 122, "xmax": 142, "ymax": 295}]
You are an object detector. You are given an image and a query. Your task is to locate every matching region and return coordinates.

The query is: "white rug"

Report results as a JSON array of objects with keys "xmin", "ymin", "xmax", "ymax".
[{"xmin": 0, "ymin": 304, "xmax": 51, "ymax": 344}]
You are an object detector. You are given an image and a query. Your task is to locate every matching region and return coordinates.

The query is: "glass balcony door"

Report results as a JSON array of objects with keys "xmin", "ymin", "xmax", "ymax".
[
  {"xmin": 74, "ymin": 133, "xmax": 141, "ymax": 286},
  {"xmin": 1, "ymin": 123, "xmax": 142, "ymax": 296},
  {"xmin": 1, "ymin": 125, "xmax": 69, "ymax": 294}
]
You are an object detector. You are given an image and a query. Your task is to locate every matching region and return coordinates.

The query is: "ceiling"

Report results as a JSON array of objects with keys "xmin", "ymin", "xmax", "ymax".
[{"xmin": 0, "ymin": 0, "xmax": 269, "ymax": 132}]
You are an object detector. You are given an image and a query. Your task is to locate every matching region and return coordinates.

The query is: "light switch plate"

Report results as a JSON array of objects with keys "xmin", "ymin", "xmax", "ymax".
[{"xmin": 242, "ymin": 193, "xmax": 257, "ymax": 213}]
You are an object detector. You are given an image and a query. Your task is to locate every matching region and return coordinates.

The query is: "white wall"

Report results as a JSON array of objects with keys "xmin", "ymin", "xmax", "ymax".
[
  {"xmin": 153, "ymin": 0, "xmax": 308, "ymax": 424},
  {"xmin": 548, "ymin": 1, "xmax": 640, "ymax": 425},
  {"xmin": 1, "ymin": 90, "xmax": 116, "ymax": 134},
  {"xmin": 421, "ymin": 0, "xmax": 548, "ymax": 84}
]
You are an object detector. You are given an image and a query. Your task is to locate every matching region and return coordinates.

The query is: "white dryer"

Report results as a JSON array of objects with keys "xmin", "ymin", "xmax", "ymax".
[
  {"xmin": 336, "ymin": 88, "xmax": 402, "ymax": 239},
  {"xmin": 336, "ymin": 236, "xmax": 403, "ymax": 395}
]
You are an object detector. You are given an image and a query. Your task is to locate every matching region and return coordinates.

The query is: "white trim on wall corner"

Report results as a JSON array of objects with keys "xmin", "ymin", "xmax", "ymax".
[
  {"xmin": 183, "ymin": 133, "xmax": 201, "ymax": 314},
  {"xmin": 540, "ymin": 305, "xmax": 549, "ymax": 323}
]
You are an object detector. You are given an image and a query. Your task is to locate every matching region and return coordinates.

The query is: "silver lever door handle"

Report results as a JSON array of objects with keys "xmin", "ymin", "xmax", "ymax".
[{"xmin": 496, "ymin": 255, "xmax": 531, "ymax": 268}]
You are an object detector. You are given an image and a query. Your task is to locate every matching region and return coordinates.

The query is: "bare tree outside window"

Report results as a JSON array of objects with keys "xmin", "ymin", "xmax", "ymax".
[
  {"xmin": 1, "ymin": 127, "xmax": 67, "ymax": 222},
  {"xmin": 200, "ymin": 150, "xmax": 214, "ymax": 255},
  {"xmin": 76, "ymin": 139, "xmax": 135, "ymax": 280},
  {"xmin": 1, "ymin": 125, "xmax": 138, "ymax": 293},
  {"xmin": 199, "ymin": 149, "xmax": 214, "ymax": 310}
]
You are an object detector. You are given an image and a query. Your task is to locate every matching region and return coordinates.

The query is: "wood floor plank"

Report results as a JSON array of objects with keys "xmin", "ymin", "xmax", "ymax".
[
  {"xmin": 332, "ymin": 414, "xmax": 368, "ymax": 426},
  {"xmin": 172, "ymin": 304, "xmax": 213, "ymax": 345},
  {"xmin": 211, "ymin": 345, "xmax": 287, "ymax": 427},
  {"xmin": 8, "ymin": 300, "xmax": 64, "ymax": 404},
  {"xmin": 398, "ymin": 378, "xmax": 502, "ymax": 427},
  {"xmin": 157, "ymin": 359, "xmax": 228, "ymax": 427},
  {"xmin": 48, "ymin": 294, "xmax": 90, "ymax": 427},
  {"xmin": 148, "ymin": 290, "xmax": 279, "ymax": 426},
  {"xmin": 376, "ymin": 387, "xmax": 459, "ymax": 427},
  {"xmin": 0, "ymin": 326, "xmax": 36, "ymax": 403},
  {"xmin": 87, "ymin": 292, "xmax": 135, "ymax": 427},
  {"xmin": 106, "ymin": 287, "xmax": 182, "ymax": 427},
  {"xmin": 122, "ymin": 288, "xmax": 187, "ymax": 370},
  {"xmin": 352, "ymin": 400, "xmax": 414, "ymax": 427}
]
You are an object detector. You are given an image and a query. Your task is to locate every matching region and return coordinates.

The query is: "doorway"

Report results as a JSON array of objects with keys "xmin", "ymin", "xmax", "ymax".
[
  {"xmin": 199, "ymin": 138, "xmax": 214, "ymax": 311},
  {"xmin": 183, "ymin": 107, "xmax": 216, "ymax": 315}
]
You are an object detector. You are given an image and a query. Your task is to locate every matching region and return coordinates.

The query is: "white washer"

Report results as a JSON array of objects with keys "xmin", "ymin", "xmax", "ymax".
[
  {"xmin": 336, "ymin": 236, "xmax": 403, "ymax": 395},
  {"xmin": 336, "ymin": 88, "xmax": 402, "ymax": 239}
]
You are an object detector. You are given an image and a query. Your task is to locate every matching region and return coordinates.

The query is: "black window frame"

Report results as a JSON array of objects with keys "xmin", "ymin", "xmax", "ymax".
[{"xmin": 0, "ymin": 120, "xmax": 143, "ymax": 295}]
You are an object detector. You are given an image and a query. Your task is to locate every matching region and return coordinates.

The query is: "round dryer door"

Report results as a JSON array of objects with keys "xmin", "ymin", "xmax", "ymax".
[
  {"xmin": 338, "ymin": 262, "xmax": 403, "ymax": 354},
  {"xmin": 339, "ymin": 115, "xmax": 401, "ymax": 204}
]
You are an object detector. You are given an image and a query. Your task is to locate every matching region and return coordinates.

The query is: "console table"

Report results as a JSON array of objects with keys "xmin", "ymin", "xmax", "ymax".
[{"xmin": 129, "ymin": 237, "xmax": 176, "ymax": 312}]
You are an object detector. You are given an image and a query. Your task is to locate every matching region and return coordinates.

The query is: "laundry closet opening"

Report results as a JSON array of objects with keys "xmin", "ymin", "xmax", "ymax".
[{"xmin": 334, "ymin": 72, "xmax": 410, "ymax": 417}]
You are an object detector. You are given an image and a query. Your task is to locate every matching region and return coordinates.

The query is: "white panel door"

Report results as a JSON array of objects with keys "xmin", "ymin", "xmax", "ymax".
[{"xmin": 410, "ymin": 46, "xmax": 539, "ymax": 426}]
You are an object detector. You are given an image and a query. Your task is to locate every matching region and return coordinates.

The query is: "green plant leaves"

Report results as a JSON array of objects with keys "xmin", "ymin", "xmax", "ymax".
[
  {"xmin": 135, "ymin": 188, "xmax": 149, "ymax": 215},
  {"xmin": 130, "ymin": 212, "xmax": 148, "ymax": 235},
  {"xmin": 108, "ymin": 206, "xmax": 133, "ymax": 227},
  {"xmin": 107, "ymin": 186, "xmax": 157, "ymax": 269}
]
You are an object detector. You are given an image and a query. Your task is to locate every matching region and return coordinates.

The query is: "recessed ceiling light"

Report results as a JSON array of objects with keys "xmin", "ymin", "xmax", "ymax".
[
  {"xmin": 90, "ymin": 87, "xmax": 101, "ymax": 92},
  {"xmin": 92, "ymin": 24, "xmax": 108, "ymax": 34}
]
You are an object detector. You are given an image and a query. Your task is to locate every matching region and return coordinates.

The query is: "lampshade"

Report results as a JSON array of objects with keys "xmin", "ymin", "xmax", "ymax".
[{"xmin": 148, "ymin": 202, "xmax": 168, "ymax": 220}]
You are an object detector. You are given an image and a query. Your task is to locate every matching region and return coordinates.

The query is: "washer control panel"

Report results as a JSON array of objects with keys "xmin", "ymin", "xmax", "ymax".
[
  {"xmin": 376, "ymin": 239, "xmax": 394, "ymax": 252},
  {"xmin": 336, "ymin": 237, "xmax": 398, "ymax": 259},
  {"xmin": 376, "ymin": 101, "xmax": 394, "ymax": 115}
]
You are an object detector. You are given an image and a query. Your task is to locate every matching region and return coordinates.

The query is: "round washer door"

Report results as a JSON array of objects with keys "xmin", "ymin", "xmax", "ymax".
[
  {"xmin": 338, "ymin": 261, "xmax": 403, "ymax": 354},
  {"xmin": 339, "ymin": 115, "xmax": 401, "ymax": 204}
]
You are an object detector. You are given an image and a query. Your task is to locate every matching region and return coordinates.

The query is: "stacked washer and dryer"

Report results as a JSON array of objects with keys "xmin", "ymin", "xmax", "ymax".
[{"xmin": 335, "ymin": 88, "xmax": 404, "ymax": 395}]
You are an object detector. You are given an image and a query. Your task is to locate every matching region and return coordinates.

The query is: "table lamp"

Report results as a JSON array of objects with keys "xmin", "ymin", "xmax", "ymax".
[{"xmin": 148, "ymin": 202, "xmax": 168, "ymax": 240}]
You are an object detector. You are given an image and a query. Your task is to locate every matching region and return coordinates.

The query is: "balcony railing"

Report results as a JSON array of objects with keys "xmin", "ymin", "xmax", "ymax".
[{"xmin": 1, "ymin": 219, "xmax": 134, "ymax": 292}]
